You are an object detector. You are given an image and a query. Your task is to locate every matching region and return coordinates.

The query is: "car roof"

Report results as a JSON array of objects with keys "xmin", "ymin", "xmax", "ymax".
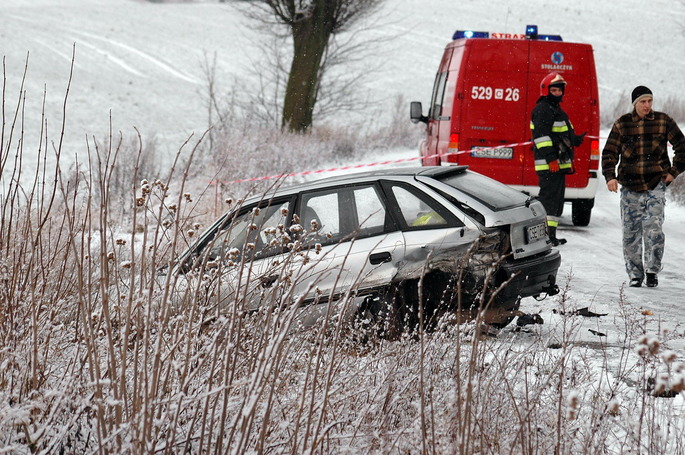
[{"xmin": 244, "ymin": 165, "xmax": 469, "ymax": 202}]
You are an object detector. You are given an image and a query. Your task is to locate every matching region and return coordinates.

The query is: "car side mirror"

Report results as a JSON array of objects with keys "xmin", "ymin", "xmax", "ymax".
[{"xmin": 410, "ymin": 101, "xmax": 428, "ymax": 124}]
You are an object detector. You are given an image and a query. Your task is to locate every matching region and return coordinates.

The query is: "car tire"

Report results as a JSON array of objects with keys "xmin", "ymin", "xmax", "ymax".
[{"xmin": 353, "ymin": 289, "xmax": 402, "ymax": 341}]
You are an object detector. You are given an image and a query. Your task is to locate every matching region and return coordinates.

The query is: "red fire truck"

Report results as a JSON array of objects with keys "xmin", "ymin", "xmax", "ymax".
[{"xmin": 410, "ymin": 25, "xmax": 600, "ymax": 226}]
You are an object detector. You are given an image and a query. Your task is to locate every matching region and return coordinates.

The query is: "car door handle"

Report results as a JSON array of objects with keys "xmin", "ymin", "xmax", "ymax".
[{"xmin": 369, "ymin": 252, "xmax": 391, "ymax": 265}]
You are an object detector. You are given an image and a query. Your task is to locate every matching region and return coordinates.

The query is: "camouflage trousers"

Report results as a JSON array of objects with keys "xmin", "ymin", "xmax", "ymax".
[{"xmin": 620, "ymin": 181, "xmax": 666, "ymax": 280}]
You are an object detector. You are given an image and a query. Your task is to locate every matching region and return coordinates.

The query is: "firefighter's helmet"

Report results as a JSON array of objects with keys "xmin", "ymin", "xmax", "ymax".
[{"xmin": 540, "ymin": 72, "xmax": 566, "ymax": 96}]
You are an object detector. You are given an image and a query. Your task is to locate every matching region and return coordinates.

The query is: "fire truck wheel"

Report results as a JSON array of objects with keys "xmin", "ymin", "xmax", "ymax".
[{"xmin": 572, "ymin": 198, "xmax": 594, "ymax": 226}]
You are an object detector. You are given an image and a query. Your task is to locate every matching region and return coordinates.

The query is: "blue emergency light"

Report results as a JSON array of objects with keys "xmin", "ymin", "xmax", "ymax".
[
  {"xmin": 453, "ymin": 26, "xmax": 562, "ymax": 41},
  {"xmin": 526, "ymin": 24, "xmax": 563, "ymax": 41},
  {"xmin": 453, "ymin": 30, "xmax": 489, "ymax": 40},
  {"xmin": 537, "ymin": 34, "xmax": 563, "ymax": 41}
]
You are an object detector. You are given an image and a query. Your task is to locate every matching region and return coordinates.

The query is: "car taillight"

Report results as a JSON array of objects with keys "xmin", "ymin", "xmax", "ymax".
[
  {"xmin": 589, "ymin": 139, "xmax": 600, "ymax": 169},
  {"xmin": 447, "ymin": 133, "xmax": 460, "ymax": 163}
]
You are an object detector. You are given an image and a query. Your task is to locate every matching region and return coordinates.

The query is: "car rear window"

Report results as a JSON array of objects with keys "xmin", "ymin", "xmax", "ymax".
[{"xmin": 436, "ymin": 171, "xmax": 530, "ymax": 210}]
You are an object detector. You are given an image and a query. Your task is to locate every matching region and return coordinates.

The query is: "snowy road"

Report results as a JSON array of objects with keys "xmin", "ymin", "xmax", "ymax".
[{"xmin": 523, "ymin": 177, "xmax": 685, "ymax": 351}]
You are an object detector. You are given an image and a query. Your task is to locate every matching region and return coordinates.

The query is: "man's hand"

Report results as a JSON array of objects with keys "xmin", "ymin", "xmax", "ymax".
[
  {"xmin": 607, "ymin": 179, "xmax": 618, "ymax": 192},
  {"xmin": 549, "ymin": 160, "xmax": 560, "ymax": 173},
  {"xmin": 663, "ymin": 173, "xmax": 675, "ymax": 185}
]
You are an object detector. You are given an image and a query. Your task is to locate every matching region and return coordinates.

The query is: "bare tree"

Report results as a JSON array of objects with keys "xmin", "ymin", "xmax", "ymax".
[{"xmin": 237, "ymin": 0, "xmax": 385, "ymax": 133}]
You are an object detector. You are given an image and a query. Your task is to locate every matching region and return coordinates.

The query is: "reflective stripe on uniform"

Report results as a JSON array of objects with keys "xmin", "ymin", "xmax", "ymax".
[
  {"xmin": 551, "ymin": 121, "xmax": 568, "ymax": 133},
  {"xmin": 547, "ymin": 218, "xmax": 559, "ymax": 227},
  {"xmin": 412, "ymin": 211, "xmax": 446, "ymax": 226},
  {"xmin": 534, "ymin": 135, "xmax": 553, "ymax": 150},
  {"xmin": 535, "ymin": 159, "xmax": 550, "ymax": 171},
  {"xmin": 536, "ymin": 161, "xmax": 572, "ymax": 171},
  {"xmin": 535, "ymin": 162, "xmax": 572, "ymax": 171}
]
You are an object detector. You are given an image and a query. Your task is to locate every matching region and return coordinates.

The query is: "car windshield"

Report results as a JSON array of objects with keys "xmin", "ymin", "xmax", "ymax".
[{"xmin": 436, "ymin": 171, "xmax": 530, "ymax": 211}]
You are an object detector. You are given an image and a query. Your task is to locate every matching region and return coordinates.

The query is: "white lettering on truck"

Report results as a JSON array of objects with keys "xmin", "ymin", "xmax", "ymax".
[
  {"xmin": 471, "ymin": 86, "xmax": 520, "ymax": 101},
  {"xmin": 540, "ymin": 64, "xmax": 573, "ymax": 70}
]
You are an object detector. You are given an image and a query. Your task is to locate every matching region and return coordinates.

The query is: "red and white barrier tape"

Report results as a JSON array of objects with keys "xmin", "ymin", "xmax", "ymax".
[{"xmin": 215, "ymin": 135, "xmax": 603, "ymax": 185}]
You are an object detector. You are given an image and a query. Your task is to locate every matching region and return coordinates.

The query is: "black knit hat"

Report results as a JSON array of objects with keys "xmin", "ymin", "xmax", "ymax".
[{"xmin": 631, "ymin": 86, "xmax": 653, "ymax": 106}]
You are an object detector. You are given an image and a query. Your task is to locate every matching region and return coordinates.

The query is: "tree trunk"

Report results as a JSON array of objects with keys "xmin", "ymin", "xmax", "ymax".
[{"xmin": 281, "ymin": 2, "xmax": 335, "ymax": 133}]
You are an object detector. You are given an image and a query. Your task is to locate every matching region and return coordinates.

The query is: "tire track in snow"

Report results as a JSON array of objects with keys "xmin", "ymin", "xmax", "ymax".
[
  {"xmin": 71, "ymin": 39, "xmax": 147, "ymax": 78},
  {"xmin": 4, "ymin": 13, "xmax": 83, "ymax": 68},
  {"xmin": 6, "ymin": 12, "xmax": 201, "ymax": 84},
  {"xmin": 6, "ymin": 13, "xmax": 143, "ymax": 77},
  {"xmin": 28, "ymin": 38, "xmax": 85, "ymax": 70},
  {"xmin": 69, "ymin": 29, "xmax": 202, "ymax": 84}
]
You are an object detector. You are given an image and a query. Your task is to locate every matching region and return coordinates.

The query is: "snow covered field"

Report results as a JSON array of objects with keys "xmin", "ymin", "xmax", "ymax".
[{"xmin": 2, "ymin": 0, "xmax": 685, "ymax": 452}]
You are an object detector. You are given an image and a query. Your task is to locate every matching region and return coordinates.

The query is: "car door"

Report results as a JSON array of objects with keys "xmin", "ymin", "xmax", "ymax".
[
  {"xmin": 270, "ymin": 183, "xmax": 405, "ymax": 318},
  {"xmin": 381, "ymin": 181, "xmax": 483, "ymax": 276},
  {"xmin": 179, "ymin": 197, "xmax": 296, "ymax": 313}
]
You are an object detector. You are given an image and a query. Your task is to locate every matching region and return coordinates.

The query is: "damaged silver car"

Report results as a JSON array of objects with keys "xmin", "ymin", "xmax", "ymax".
[{"xmin": 175, "ymin": 166, "xmax": 560, "ymax": 331}]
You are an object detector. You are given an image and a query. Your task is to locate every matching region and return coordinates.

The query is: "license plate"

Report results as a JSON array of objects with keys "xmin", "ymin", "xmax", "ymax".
[
  {"xmin": 525, "ymin": 223, "xmax": 547, "ymax": 244},
  {"xmin": 471, "ymin": 146, "xmax": 513, "ymax": 159}
]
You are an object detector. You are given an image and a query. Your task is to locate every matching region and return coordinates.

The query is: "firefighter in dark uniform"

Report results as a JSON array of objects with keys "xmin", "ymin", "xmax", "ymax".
[{"xmin": 530, "ymin": 72, "xmax": 585, "ymax": 246}]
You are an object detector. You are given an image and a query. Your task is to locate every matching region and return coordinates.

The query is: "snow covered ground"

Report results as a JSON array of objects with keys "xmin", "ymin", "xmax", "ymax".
[
  {"xmin": 2, "ymin": 0, "xmax": 685, "ymax": 448},
  {"xmin": 524, "ymin": 169, "xmax": 685, "ymax": 351}
]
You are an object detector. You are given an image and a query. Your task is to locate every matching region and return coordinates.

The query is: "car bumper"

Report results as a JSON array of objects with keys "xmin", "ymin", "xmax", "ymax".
[{"xmin": 497, "ymin": 249, "xmax": 561, "ymax": 305}]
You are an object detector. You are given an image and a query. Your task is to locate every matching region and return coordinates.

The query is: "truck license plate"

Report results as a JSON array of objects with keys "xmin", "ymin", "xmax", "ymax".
[
  {"xmin": 525, "ymin": 222, "xmax": 547, "ymax": 244},
  {"xmin": 471, "ymin": 146, "xmax": 513, "ymax": 159}
]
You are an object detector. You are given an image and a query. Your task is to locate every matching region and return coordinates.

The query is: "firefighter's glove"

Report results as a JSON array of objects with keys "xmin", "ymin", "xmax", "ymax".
[
  {"xmin": 548, "ymin": 160, "xmax": 560, "ymax": 173},
  {"xmin": 573, "ymin": 132, "xmax": 586, "ymax": 147}
]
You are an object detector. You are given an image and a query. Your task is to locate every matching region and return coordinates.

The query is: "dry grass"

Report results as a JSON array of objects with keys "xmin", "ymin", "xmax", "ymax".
[{"xmin": 2, "ymin": 59, "xmax": 684, "ymax": 455}]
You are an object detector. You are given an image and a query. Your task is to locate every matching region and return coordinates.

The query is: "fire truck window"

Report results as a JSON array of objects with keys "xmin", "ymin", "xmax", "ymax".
[{"xmin": 430, "ymin": 72, "xmax": 448, "ymax": 120}]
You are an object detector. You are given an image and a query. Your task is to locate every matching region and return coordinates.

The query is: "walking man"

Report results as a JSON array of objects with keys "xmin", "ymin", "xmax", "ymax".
[
  {"xmin": 602, "ymin": 86, "xmax": 685, "ymax": 287},
  {"xmin": 531, "ymin": 72, "xmax": 585, "ymax": 246}
]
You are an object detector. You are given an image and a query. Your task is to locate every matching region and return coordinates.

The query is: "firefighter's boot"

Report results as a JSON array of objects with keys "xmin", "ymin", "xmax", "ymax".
[{"xmin": 548, "ymin": 226, "xmax": 567, "ymax": 246}]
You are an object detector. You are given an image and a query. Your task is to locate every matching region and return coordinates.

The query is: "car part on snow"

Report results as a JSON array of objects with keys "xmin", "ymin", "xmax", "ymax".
[
  {"xmin": 516, "ymin": 313, "xmax": 544, "ymax": 327},
  {"xmin": 552, "ymin": 307, "xmax": 608, "ymax": 317}
]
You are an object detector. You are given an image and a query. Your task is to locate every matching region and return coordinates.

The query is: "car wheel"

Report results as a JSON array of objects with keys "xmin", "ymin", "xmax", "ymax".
[{"xmin": 352, "ymin": 288, "xmax": 402, "ymax": 341}]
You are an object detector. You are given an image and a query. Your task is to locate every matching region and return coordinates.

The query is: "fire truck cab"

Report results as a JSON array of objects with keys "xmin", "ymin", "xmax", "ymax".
[{"xmin": 410, "ymin": 25, "xmax": 600, "ymax": 226}]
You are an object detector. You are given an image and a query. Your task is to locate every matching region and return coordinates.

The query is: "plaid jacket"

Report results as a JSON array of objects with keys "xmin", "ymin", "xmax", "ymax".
[{"xmin": 602, "ymin": 110, "xmax": 685, "ymax": 192}]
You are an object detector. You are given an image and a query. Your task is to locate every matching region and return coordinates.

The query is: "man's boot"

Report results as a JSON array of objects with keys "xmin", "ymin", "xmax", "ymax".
[{"xmin": 548, "ymin": 226, "xmax": 567, "ymax": 246}]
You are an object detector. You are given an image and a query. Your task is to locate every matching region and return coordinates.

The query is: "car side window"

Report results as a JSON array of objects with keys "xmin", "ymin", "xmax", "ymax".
[
  {"xmin": 299, "ymin": 191, "xmax": 340, "ymax": 241},
  {"xmin": 388, "ymin": 184, "xmax": 464, "ymax": 229},
  {"xmin": 204, "ymin": 200, "xmax": 291, "ymax": 263},
  {"xmin": 350, "ymin": 185, "xmax": 386, "ymax": 235},
  {"xmin": 298, "ymin": 184, "xmax": 387, "ymax": 245}
]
